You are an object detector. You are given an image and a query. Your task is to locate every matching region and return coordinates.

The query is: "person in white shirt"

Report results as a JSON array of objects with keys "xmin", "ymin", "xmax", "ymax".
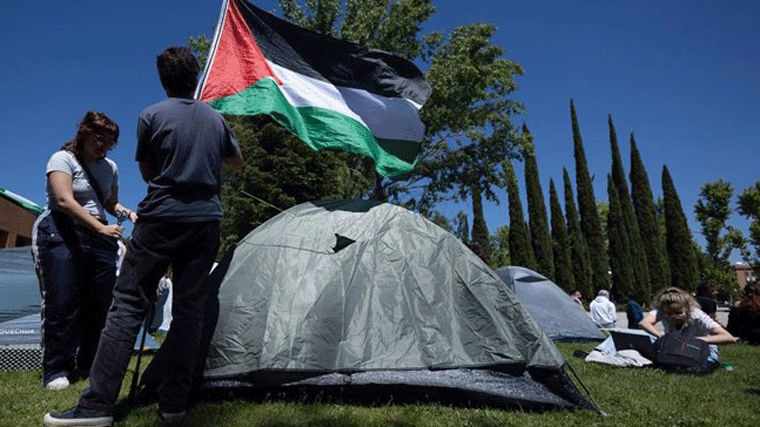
[{"xmin": 589, "ymin": 289, "xmax": 617, "ymax": 328}]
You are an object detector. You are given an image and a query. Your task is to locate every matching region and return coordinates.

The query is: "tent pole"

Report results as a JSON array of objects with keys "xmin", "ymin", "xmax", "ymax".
[
  {"xmin": 129, "ymin": 296, "xmax": 157, "ymax": 402},
  {"xmin": 564, "ymin": 362, "xmax": 607, "ymax": 416}
]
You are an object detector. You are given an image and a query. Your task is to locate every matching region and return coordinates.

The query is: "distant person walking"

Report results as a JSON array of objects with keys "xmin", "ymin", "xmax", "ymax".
[
  {"xmin": 43, "ymin": 46, "xmax": 242, "ymax": 426},
  {"xmin": 589, "ymin": 289, "xmax": 617, "ymax": 329}
]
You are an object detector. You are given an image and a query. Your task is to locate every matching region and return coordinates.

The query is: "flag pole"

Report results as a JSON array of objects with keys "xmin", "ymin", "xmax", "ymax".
[{"xmin": 194, "ymin": 0, "xmax": 230, "ymax": 100}]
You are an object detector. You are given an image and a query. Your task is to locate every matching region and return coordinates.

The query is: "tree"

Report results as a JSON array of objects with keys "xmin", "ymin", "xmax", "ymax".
[
  {"xmin": 470, "ymin": 186, "xmax": 491, "ymax": 258},
  {"xmin": 523, "ymin": 126, "xmax": 553, "ymax": 279},
  {"xmin": 571, "ymin": 100, "xmax": 609, "ymax": 293},
  {"xmin": 489, "ymin": 225, "xmax": 510, "ymax": 268},
  {"xmin": 217, "ymin": 116, "xmax": 367, "ymax": 255},
  {"xmin": 607, "ymin": 174, "xmax": 634, "ymax": 297},
  {"xmin": 549, "ymin": 179, "xmax": 574, "ymax": 292},
  {"xmin": 629, "ymin": 134, "xmax": 669, "ymax": 298},
  {"xmin": 738, "ymin": 182, "xmax": 760, "ymax": 271},
  {"xmin": 505, "ymin": 160, "xmax": 535, "ymax": 269},
  {"xmin": 608, "ymin": 117, "xmax": 651, "ymax": 299},
  {"xmin": 454, "ymin": 211, "xmax": 470, "ymax": 246},
  {"xmin": 695, "ymin": 179, "xmax": 744, "ymax": 291},
  {"xmin": 283, "ymin": 1, "xmax": 530, "ymax": 251},
  {"xmin": 281, "ymin": 0, "xmax": 438, "ymax": 201},
  {"xmin": 662, "ymin": 165, "xmax": 700, "ymax": 291},
  {"xmin": 564, "ymin": 168, "xmax": 592, "ymax": 298}
]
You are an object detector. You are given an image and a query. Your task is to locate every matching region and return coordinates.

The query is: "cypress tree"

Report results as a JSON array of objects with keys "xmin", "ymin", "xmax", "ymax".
[
  {"xmin": 608, "ymin": 116, "xmax": 651, "ymax": 299},
  {"xmin": 662, "ymin": 165, "xmax": 700, "ymax": 291},
  {"xmin": 549, "ymin": 179, "xmax": 575, "ymax": 292},
  {"xmin": 630, "ymin": 134, "xmax": 670, "ymax": 297},
  {"xmin": 564, "ymin": 168, "xmax": 593, "ymax": 298},
  {"xmin": 470, "ymin": 185, "xmax": 492, "ymax": 260},
  {"xmin": 608, "ymin": 174, "xmax": 635, "ymax": 297},
  {"xmin": 523, "ymin": 126, "xmax": 554, "ymax": 279},
  {"xmin": 505, "ymin": 160, "xmax": 536, "ymax": 270},
  {"xmin": 571, "ymin": 100, "xmax": 609, "ymax": 293}
]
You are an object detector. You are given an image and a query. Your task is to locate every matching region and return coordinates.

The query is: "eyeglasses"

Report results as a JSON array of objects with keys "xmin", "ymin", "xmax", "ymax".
[
  {"xmin": 92, "ymin": 133, "xmax": 116, "ymax": 148},
  {"xmin": 662, "ymin": 307, "xmax": 686, "ymax": 318}
]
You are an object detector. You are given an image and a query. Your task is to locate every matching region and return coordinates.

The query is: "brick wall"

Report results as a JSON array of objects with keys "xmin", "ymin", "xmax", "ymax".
[{"xmin": 0, "ymin": 197, "xmax": 36, "ymax": 248}]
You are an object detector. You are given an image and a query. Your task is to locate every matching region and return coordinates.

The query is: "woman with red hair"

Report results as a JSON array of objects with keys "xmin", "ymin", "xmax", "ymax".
[{"xmin": 32, "ymin": 111, "xmax": 137, "ymax": 390}]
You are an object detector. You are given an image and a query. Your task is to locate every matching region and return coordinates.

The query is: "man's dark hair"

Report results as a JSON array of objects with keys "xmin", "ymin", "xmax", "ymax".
[
  {"xmin": 696, "ymin": 279, "xmax": 716, "ymax": 296},
  {"xmin": 156, "ymin": 46, "xmax": 200, "ymax": 96}
]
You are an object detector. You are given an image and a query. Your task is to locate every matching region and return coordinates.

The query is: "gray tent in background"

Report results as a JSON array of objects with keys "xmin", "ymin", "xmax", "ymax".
[
  {"xmin": 0, "ymin": 247, "xmax": 158, "ymax": 372},
  {"xmin": 495, "ymin": 267, "xmax": 605, "ymax": 342},
  {"xmin": 0, "ymin": 247, "xmax": 39, "ymax": 323},
  {"xmin": 139, "ymin": 200, "xmax": 594, "ymax": 410},
  {"xmin": 0, "ymin": 246, "xmax": 40, "ymax": 370}
]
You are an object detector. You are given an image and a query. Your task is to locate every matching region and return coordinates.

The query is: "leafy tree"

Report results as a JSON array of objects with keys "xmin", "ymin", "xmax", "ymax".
[
  {"xmin": 549, "ymin": 179, "xmax": 574, "ymax": 292},
  {"xmin": 662, "ymin": 165, "xmax": 700, "ymax": 291},
  {"xmin": 489, "ymin": 225, "xmax": 510, "ymax": 268},
  {"xmin": 282, "ymin": 1, "xmax": 530, "ymax": 247},
  {"xmin": 737, "ymin": 182, "xmax": 760, "ymax": 271},
  {"xmin": 629, "ymin": 134, "xmax": 669, "ymax": 298},
  {"xmin": 217, "ymin": 116, "xmax": 367, "ymax": 255},
  {"xmin": 571, "ymin": 100, "xmax": 609, "ymax": 292},
  {"xmin": 608, "ymin": 174, "xmax": 634, "ymax": 297},
  {"xmin": 505, "ymin": 160, "xmax": 535, "ymax": 269},
  {"xmin": 399, "ymin": 22, "xmax": 528, "ymax": 231},
  {"xmin": 564, "ymin": 168, "xmax": 592, "ymax": 298},
  {"xmin": 280, "ymin": 0, "xmax": 438, "ymax": 201},
  {"xmin": 427, "ymin": 210, "xmax": 454, "ymax": 232},
  {"xmin": 694, "ymin": 179, "xmax": 744, "ymax": 291},
  {"xmin": 609, "ymin": 117, "xmax": 650, "ymax": 299},
  {"xmin": 695, "ymin": 180, "xmax": 740, "ymax": 263},
  {"xmin": 523, "ymin": 126, "xmax": 553, "ymax": 279}
]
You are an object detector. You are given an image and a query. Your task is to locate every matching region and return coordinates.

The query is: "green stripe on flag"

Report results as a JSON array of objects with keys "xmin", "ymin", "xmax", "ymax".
[{"xmin": 207, "ymin": 79, "xmax": 418, "ymax": 178}]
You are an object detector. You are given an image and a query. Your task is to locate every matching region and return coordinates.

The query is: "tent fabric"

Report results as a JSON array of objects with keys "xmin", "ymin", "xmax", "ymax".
[
  {"xmin": 494, "ymin": 267, "xmax": 605, "ymax": 341},
  {"xmin": 0, "ymin": 247, "xmax": 159, "ymax": 371},
  {"xmin": 178, "ymin": 200, "xmax": 592, "ymax": 409},
  {"xmin": 0, "ymin": 247, "xmax": 39, "ymax": 324}
]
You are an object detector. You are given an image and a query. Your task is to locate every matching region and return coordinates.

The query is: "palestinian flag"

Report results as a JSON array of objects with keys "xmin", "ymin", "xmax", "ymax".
[{"xmin": 196, "ymin": 0, "xmax": 432, "ymax": 178}]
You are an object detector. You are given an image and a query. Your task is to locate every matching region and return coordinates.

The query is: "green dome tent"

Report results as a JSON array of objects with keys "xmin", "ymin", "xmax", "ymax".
[{"xmin": 142, "ymin": 200, "xmax": 595, "ymax": 410}]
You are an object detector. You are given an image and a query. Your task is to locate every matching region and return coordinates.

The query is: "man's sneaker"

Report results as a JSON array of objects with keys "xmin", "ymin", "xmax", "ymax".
[
  {"xmin": 160, "ymin": 410, "xmax": 186, "ymax": 424},
  {"xmin": 45, "ymin": 377, "xmax": 70, "ymax": 390},
  {"xmin": 42, "ymin": 406, "xmax": 113, "ymax": 427}
]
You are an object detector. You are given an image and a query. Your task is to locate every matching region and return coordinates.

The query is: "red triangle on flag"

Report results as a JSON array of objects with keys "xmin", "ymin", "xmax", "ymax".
[{"xmin": 200, "ymin": 0, "xmax": 279, "ymax": 102}]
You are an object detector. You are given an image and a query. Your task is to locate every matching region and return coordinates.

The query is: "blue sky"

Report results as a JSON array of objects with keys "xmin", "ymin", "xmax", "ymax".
[{"xmin": 1, "ymin": 1, "xmax": 757, "ymax": 262}]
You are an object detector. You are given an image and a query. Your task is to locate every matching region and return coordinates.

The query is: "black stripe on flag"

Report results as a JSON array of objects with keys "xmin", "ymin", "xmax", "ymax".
[{"xmin": 234, "ymin": 0, "xmax": 431, "ymax": 106}]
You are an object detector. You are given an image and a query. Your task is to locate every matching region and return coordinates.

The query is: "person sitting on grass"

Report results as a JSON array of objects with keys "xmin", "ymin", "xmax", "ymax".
[
  {"xmin": 639, "ymin": 287, "xmax": 735, "ymax": 370},
  {"xmin": 727, "ymin": 283, "xmax": 760, "ymax": 345}
]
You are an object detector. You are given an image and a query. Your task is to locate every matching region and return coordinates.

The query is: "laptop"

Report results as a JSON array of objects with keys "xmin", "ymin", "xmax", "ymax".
[{"xmin": 610, "ymin": 329, "xmax": 657, "ymax": 361}]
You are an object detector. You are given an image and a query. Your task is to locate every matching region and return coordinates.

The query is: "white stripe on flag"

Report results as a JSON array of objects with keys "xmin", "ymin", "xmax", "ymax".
[{"xmin": 270, "ymin": 61, "xmax": 425, "ymax": 142}]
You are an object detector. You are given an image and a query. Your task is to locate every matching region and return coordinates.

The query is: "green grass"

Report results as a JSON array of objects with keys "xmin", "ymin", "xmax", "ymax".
[{"xmin": 2, "ymin": 342, "xmax": 759, "ymax": 427}]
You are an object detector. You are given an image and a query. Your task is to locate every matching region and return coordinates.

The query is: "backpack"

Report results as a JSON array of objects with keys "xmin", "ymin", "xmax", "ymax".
[{"xmin": 654, "ymin": 333, "xmax": 713, "ymax": 374}]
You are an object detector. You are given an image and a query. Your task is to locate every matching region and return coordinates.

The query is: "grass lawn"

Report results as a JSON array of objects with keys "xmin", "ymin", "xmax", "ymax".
[{"xmin": 2, "ymin": 342, "xmax": 759, "ymax": 427}]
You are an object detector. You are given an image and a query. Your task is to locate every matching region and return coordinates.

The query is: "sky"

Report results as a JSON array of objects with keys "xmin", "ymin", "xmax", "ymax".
[{"xmin": 1, "ymin": 1, "xmax": 757, "ymax": 262}]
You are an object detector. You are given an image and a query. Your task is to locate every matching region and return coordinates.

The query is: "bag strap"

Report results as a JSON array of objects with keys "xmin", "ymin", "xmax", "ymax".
[{"xmin": 76, "ymin": 155, "xmax": 106, "ymax": 206}]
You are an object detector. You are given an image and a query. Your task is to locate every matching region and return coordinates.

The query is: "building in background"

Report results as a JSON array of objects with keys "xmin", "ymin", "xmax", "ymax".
[
  {"xmin": 0, "ymin": 187, "xmax": 42, "ymax": 248},
  {"xmin": 734, "ymin": 262, "xmax": 757, "ymax": 291}
]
